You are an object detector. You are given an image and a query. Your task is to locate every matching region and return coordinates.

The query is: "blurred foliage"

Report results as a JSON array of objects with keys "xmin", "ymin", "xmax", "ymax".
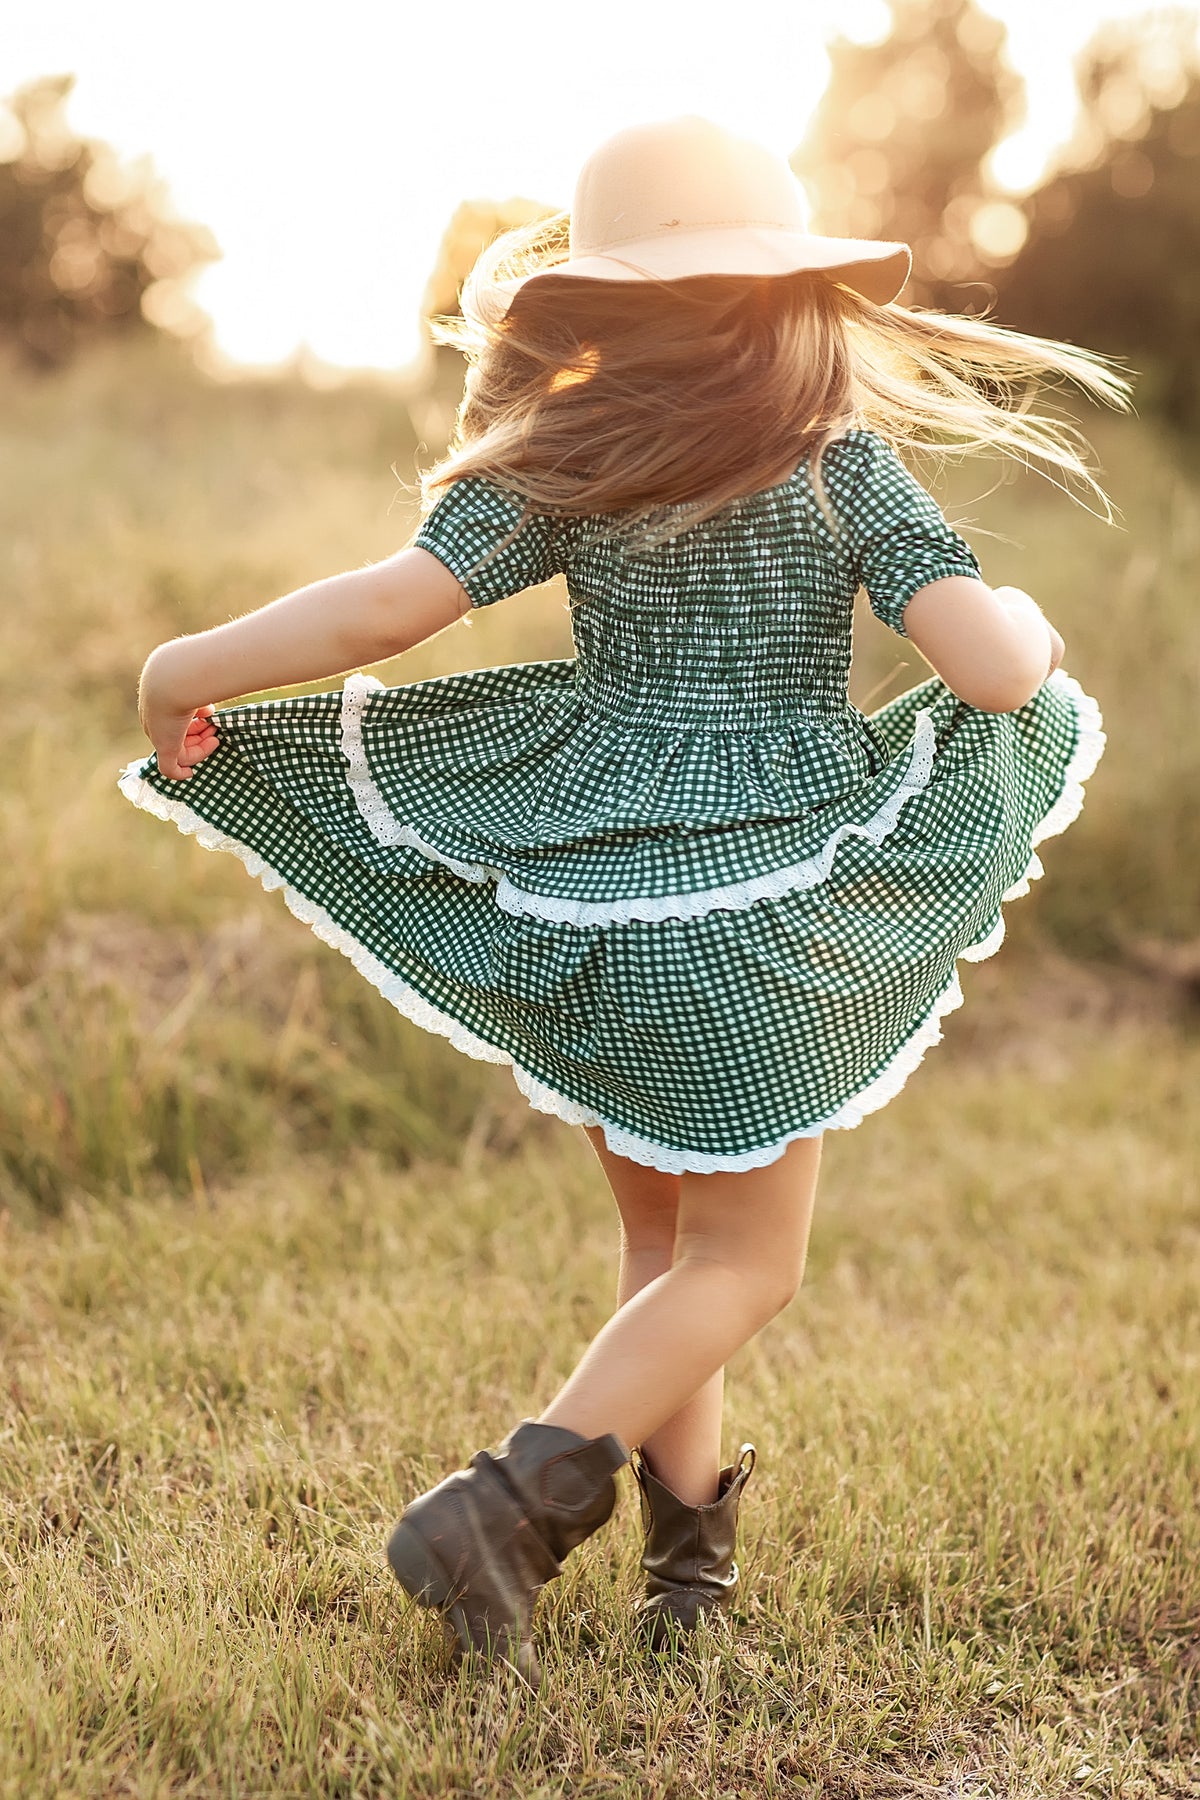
[
  {"xmin": 411, "ymin": 196, "xmax": 556, "ymax": 456},
  {"xmin": 421, "ymin": 196, "xmax": 555, "ymax": 323},
  {"xmin": 793, "ymin": 0, "xmax": 1024, "ymax": 310},
  {"xmin": 0, "ymin": 74, "xmax": 217, "ymax": 371},
  {"xmin": 792, "ymin": 1, "xmax": 1200, "ymax": 436},
  {"xmin": 995, "ymin": 13, "xmax": 1200, "ymax": 432}
]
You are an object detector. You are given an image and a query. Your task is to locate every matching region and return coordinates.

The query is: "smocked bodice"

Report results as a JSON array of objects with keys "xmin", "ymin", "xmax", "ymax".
[
  {"xmin": 563, "ymin": 475, "xmax": 854, "ymax": 733},
  {"xmin": 412, "ymin": 428, "xmax": 982, "ymax": 743}
]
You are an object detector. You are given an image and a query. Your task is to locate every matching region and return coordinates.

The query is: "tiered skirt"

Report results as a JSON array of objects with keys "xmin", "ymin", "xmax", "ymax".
[{"xmin": 118, "ymin": 661, "xmax": 1104, "ymax": 1173}]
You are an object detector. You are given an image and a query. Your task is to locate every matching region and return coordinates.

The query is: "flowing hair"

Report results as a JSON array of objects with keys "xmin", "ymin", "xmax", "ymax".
[{"xmin": 418, "ymin": 209, "xmax": 1132, "ymax": 554}]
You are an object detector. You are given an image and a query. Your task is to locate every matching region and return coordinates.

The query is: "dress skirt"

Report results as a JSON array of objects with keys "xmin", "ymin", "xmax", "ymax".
[{"xmin": 117, "ymin": 658, "xmax": 1104, "ymax": 1174}]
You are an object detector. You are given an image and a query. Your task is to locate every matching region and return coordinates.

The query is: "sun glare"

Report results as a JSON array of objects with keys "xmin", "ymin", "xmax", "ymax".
[{"xmin": 837, "ymin": 0, "xmax": 894, "ymax": 47}]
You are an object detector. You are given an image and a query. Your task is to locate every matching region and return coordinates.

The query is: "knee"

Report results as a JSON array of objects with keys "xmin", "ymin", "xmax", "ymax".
[
  {"xmin": 739, "ymin": 1264, "xmax": 801, "ymax": 1331},
  {"xmin": 773, "ymin": 1241, "xmax": 810, "ymax": 1313},
  {"xmin": 676, "ymin": 1247, "xmax": 802, "ymax": 1331},
  {"xmin": 756, "ymin": 1261, "xmax": 805, "ymax": 1322}
]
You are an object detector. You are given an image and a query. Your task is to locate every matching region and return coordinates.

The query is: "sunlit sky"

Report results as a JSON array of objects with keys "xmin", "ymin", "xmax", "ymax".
[{"xmin": 6, "ymin": 0, "xmax": 1191, "ymax": 372}]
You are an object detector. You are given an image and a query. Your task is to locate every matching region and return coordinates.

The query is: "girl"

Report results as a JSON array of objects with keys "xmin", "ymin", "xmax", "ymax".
[{"xmin": 121, "ymin": 116, "xmax": 1125, "ymax": 1692}]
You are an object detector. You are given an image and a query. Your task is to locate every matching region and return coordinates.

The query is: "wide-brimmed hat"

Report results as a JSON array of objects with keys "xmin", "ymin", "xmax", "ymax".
[{"xmin": 494, "ymin": 116, "xmax": 911, "ymax": 312}]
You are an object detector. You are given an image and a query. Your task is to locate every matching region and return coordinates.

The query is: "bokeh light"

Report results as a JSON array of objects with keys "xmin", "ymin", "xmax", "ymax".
[{"xmin": 3, "ymin": 0, "xmax": 1198, "ymax": 370}]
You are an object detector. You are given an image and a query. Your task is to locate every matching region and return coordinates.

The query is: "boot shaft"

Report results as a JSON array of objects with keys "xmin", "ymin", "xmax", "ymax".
[
  {"xmin": 633, "ymin": 1443, "xmax": 756, "ymax": 1601},
  {"xmin": 492, "ymin": 1418, "xmax": 631, "ymax": 1563}
]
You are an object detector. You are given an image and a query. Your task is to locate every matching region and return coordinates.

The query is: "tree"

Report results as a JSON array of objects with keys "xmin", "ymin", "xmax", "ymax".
[
  {"xmin": 0, "ymin": 74, "xmax": 216, "ymax": 370},
  {"xmin": 414, "ymin": 195, "xmax": 556, "ymax": 451},
  {"xmin": 995, "ymin": 13, "xmax": 1200, "ymax": 430},
  {"xmin": 421, "ymin": 196, "xmax": 556, "ymax": 325},
  {"xmin": 793, "ymin": 0, "xmax": 1025, "ymax": 310}
]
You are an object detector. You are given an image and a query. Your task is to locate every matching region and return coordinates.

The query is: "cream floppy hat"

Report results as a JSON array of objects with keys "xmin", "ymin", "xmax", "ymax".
[{"xmin": 495, "ymin": 115, "xmax": 912, "ymax": 310}]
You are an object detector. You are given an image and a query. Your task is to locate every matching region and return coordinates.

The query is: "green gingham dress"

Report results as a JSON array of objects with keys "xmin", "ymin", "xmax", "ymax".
[{"xmin": 118, "ymin": 428, "xmax": 1105, "ymax": 1173}]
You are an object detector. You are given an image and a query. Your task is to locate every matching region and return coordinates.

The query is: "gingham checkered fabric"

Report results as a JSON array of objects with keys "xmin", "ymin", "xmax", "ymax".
[{"xmin": 118, "ymin": 430, "xmax": 1105, "ymax": 1172}]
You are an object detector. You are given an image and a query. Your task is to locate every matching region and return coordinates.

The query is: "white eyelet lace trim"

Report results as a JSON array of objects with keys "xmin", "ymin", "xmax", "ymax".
[
  {"xmin": 118, "ymin": 663, "xmax": 1104, "ymax": 1175},
  {"xmin": 339, "ymin": 670, "xmax": 939, "ymax": 926},
  {"xmin": 1025, "ymin": 668, "xmax": 1106, "ymax": 844},
  {"xmin": 340, "ymin": 673, "xmax": 495, "ymax": 883}
]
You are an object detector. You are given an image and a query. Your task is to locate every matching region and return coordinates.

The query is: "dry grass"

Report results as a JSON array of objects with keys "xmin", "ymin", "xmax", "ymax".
[{"xmin": 2, "ymin": 968, "xmax": 1197, "ymax": 1797}]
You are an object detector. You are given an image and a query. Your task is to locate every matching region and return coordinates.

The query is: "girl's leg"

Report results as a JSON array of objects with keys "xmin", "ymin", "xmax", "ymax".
[
  {"xmin": 538, "ymin": 1133, "xmax": 823, "ymax": 1467},
  {"xmin": 580, "ymin": 1124, "xmax": 725, "ymax": 1507}
]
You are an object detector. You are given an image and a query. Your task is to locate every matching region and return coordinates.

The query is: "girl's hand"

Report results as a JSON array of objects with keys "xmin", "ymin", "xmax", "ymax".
[
  {"xmin": 146, "ymin": 702, "xmax": 219, "ymax": 781},
  {"xmin": 138, "ymin": 645, "xmax": 220, "ymax": 780}
]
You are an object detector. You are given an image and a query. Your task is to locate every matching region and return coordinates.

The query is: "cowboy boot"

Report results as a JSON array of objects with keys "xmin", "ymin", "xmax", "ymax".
[
  {"xmin": 631, "ymin": 1441, "xmax": 757, "ymax": 1650},
  {"xmin": 387, "ymin": 1417, "xmax": 630, "ymax": 1691}
]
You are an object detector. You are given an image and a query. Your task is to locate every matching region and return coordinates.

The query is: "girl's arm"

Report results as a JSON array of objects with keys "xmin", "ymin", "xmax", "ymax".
[
  {"xmin": 138, "ymin": 548, "xmax": 470, "ymax": 779},
  {"xmin": 900, "ymin": 578, "xmax": 1064, "ymax": 713}
]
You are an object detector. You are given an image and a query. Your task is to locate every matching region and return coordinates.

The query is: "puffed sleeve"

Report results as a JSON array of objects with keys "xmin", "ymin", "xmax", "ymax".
[
  {"xmin": 412, "ymin": 474, "xmax": 565, "ymax": 608},
  {"xmin": 825, "ymin": 430, "xmax": 983, "ymax": 638}
]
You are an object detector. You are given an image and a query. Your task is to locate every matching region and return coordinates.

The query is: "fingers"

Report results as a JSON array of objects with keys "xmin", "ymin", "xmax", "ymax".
[
  {"xmin": 179, "ymin": 732, "xmax": 219, "ymax": 766},
  {"xmin": 181, "ymin": 708, "xmax": 220, "ymax": 766},
  {"xmin": 158, "ymin": 743, "xmax": 214, "ymax": 779},
  {"xmin": 157, "ymin": 708, "xmax": 219, "ymax": 780}
]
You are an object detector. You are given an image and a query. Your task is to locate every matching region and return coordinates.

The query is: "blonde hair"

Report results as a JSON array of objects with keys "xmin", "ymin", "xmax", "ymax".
[{"xmin": 421, "ymin": 210, "xmax": 1132, "ymax": 549}]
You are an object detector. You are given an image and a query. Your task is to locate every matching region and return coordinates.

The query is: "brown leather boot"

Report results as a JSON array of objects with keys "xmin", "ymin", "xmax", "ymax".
[
  {"xmin": 631, "ymin": 1442, "xmax": 757, "ymax": 1650},
  {"xmin": 387, "ymin": 1418, "xmax": 630, "ymax": 1691}
]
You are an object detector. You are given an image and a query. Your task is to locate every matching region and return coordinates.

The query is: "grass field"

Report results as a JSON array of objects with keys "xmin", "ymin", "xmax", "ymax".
[
  {"xmin": 3, "ymin": 965, "xmax": 1197, "ymax": 1798},
  {"xmin": 1, "ymin": 339, "xmax": 1198, "ymax": 1795}
]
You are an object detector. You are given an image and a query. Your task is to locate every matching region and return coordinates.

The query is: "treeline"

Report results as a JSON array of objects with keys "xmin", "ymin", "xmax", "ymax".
[
  {"xmin": 5, "ymin": 7, "xmax": 1200, "ymax": 428},
  {"xmin": 0, "ymin": 75, "xmax": 214, "ymax": 369},
  {"xmin": 796, "ymin": 0, "xmax": 1200, "ymax": 430}
]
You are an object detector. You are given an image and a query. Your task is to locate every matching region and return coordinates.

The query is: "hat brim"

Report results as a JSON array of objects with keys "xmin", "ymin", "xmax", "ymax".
[{"xmin": 492, "ymin": 226, "xmax": 912, "ymax": 309}]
